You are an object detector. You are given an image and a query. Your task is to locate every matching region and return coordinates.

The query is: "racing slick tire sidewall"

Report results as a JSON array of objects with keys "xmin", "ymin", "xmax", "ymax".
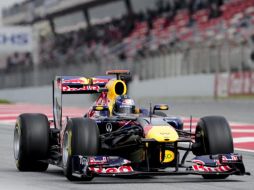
[
  {"xmin": 14, "ymin": 113, "xmax": 49, "ymax": 171},
  {"xmin": 63, "ymin": 118, "xmax": 99, "ymax": 181},
  {"xmin": 193, "ymin": 116, "xmax": 234, "ymax": 156}
]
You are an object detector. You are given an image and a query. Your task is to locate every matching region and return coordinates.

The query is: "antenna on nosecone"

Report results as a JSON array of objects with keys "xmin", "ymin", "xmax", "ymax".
[{"xmin": 149, "ymin": 101, "xmax": 152, "ymax": 123}]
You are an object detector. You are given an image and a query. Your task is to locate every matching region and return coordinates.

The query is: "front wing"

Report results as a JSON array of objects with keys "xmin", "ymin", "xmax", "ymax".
[{"xmin": 71, "ymin": 154, "xmax": 250, "ymax": 178}]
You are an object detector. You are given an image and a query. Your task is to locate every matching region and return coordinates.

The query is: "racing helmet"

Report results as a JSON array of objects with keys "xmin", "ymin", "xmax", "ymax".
[{"xmin": 113, "ymin": 95, "xmax": 135, "ymax": 115}]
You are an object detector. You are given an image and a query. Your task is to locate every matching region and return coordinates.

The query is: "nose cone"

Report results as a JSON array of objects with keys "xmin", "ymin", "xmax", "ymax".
[{"xmin": 146, "ymin": 125, "xmax": 179, "ymax": 142}]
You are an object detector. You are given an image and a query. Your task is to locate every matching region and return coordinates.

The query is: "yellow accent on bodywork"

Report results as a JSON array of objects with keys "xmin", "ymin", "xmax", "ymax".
[
  {"xmin": 94, "ymin": 106, "xmax": 104, "ymax": 111},
  {"xmin": 135, "ymin": 108, "xmax": 140, "ymax": 114},
  {"xmin": 161, "ymin": 150, "xmax": 175, "ymax": 163},
  {"xmin": 106, "ymin": 79, "xmax": 127, "ymax": 115},
  {"xmin": 79, "ymin": 77, "xmax": 92, "ymax": 85},
  {"xmin": 160, "ymin": 105, "xmax": 168, "ymax": 110},
  {"xmin": 146, "ymin": 126, "xmax": 179, "ymax": 142},
  {"xmin": 67, "ymin": 131, "xmax": 72, "ymax": 156}
]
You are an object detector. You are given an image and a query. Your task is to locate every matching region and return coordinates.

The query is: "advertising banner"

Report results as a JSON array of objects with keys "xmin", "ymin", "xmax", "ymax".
[
  {"xmin": 216, "ymin": 71, "xmax": 254, "ymax": 97},
  {"xmin": 0, "ymin": 26, "xmax": 33, "ymax": 52}
]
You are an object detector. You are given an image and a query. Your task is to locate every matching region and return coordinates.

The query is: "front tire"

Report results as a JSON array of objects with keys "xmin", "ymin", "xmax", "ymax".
[
  {"xmin": 192, "ymin": 116, "xmax": 234, "ymax": 156},
  {"xmin": 192, "ymin": 116, "xmax": 233, "ymax": 180},
  {"xmin": 14, "ymin": 113, "xmax": 49, "ymax": 171},
  {"xmin": 63, "ymin": 118, "xmax": 99, "ymax": 181}
]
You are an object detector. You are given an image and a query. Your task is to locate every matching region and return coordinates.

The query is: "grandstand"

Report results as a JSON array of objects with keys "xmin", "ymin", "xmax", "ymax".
[{"xmin": 1, "ymin": 0, "xmax": 254, "ymax": 95}]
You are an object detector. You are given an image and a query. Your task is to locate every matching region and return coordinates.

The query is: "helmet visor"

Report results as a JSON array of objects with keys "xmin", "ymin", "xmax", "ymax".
[{"xmin": 117, "ymin": 106, "xmax": 135, "ymax": 114}]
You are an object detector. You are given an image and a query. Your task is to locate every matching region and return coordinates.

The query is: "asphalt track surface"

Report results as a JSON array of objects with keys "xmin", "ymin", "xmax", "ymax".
[{"xmin": 0, "ymin": 99, "xmax": 254, "ymax": 190}]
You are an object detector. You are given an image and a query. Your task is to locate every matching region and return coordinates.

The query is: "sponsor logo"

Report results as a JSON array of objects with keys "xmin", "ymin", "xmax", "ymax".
[
  {"xmin": 89, "ymin": 156, "xmax": 108, "ymax": 165},
  {"xmin": 0, "ymin": 33, "xmax": 29, "ymax": 45},
  {"xmin": 122, "ymin": 99, "xmax": 135, "ymax": 105},
  {"xmin": 92, "ymin": 78, "xmax": 109, "ymax": 84},
  {"xmin": 192, "ymin": 165, "xmax": 231, "ymax": 172},
  {"xmin": 89, "ymin": 166, "xmax": 133, "ymax": 174},
  {"xmin": 161, "ymin": 150, "xmax": 175, "ymax": 163},
  {"xmin": 221, "ymin": 155, "xmax": 239, "ymax": 161},
  {"xmin": 63, "ymin": 79, "xmax": 84, "ymax": 84},
  {"xmin": 63, "ymin": 78, "xmax": 91, "ymax": 84},
  {"xmin": 160, "ymin": 132, "xmax": 170, "ymax": 135},
  {"xmin": 219, "ymin": 154, "xmax": 241, "ymax": 164},
  {"xmin": 62, "ymin": 85, "xmax": 99, "ymax": 92},
  {"xmin": 106, "ymin": 123, "xmax": 113, "ymax": 132}
]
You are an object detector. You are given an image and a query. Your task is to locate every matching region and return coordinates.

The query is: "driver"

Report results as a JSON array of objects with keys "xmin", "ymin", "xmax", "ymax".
[{"xmin": 113, "ymin": 95, "xmax": 136, "ymax": 115}]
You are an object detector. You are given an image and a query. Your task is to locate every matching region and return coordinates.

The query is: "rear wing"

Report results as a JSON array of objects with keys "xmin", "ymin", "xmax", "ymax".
[
  {"xmin": 52, "ymin": 70, "xmax": 130, "ymax": 129},
  {"xmin": 60, "ymin": 76, "xmax": 113, "ymax": 94},
  {"xmin": 52, "ymin": 76, "xmax": 112, "ymax": 129}
]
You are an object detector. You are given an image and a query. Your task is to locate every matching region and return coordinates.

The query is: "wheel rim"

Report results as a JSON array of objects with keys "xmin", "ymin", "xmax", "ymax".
[
  {"xmin": 13, "ymin": 125, "xmax": 20, "ymax": 160},
  {"xmin": 62, "ymin": 132, "xmax": 69, "ymax": 167}
]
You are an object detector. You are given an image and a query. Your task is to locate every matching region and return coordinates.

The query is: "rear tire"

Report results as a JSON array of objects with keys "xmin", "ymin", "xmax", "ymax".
[
  {"xmin": 14, "ymin": 113, "xmax": 49, "ymax": 171},
  {"xmin": 192, "ymin": 116, "xmax": 234, "ymax": 156},
  {"xmin": 63, "ymin": 118, "xmax": 99, "ymax": 181}
]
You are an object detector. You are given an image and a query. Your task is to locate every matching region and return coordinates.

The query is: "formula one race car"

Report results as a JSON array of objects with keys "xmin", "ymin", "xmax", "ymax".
[{"xmin": 14, "ymin": 70, "xmax": 250, "ymax": 181}]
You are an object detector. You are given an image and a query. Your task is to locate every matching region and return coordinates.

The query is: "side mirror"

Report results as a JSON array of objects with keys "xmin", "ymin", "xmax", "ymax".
[
  {"xmin": 93, "ymin": 105, "xmax": 109, "ymax": 112},
  {"xmin": 153, "ymin": 104, "xmax": 169, "ymax": 114}
]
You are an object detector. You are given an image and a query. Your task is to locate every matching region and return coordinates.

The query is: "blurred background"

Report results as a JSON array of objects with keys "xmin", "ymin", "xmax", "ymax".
[{"xmin": 0, "ymin": 0, "xmax": 254, "ymax": 101}]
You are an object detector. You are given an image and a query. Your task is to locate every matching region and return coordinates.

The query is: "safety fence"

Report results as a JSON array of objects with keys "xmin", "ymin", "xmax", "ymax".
[{"xmin": 0, "ymin": 42, "xmax": 253, "ymax": 89}]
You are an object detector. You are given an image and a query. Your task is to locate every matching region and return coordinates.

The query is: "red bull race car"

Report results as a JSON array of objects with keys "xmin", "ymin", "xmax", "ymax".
[{"xmin": 14, "ymin": 70, "xmax": 250, "ymax": 181}]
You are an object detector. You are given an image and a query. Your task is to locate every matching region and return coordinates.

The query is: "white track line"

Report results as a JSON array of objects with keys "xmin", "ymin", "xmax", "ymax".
[
  {"xmin": 235, "ymin": 148, "xmax": 254, "ymax": 153},
  {"xmin": 233, "ymin": 137, "xmax": 254, "ymax": 143},
  {"xmin": 232, "ymin": 129, "xmax": 254, "ymax": 133}
]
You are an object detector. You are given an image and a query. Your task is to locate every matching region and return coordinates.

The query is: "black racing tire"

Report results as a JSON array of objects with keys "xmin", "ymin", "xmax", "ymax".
[
  {"xmin": 192, "ymin": 116, "xmax": 234, "ymax": 156},
  {"xmin": 63, "ymin": 118, "xmax": 99, "ymax": 181},
  {"xmin": 154, "ymin": 111, "xmax": 167, "ymax": 117},
  {"xmin": 14, "ymin": 113, "xmax": 49, "ymax": 171}
]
